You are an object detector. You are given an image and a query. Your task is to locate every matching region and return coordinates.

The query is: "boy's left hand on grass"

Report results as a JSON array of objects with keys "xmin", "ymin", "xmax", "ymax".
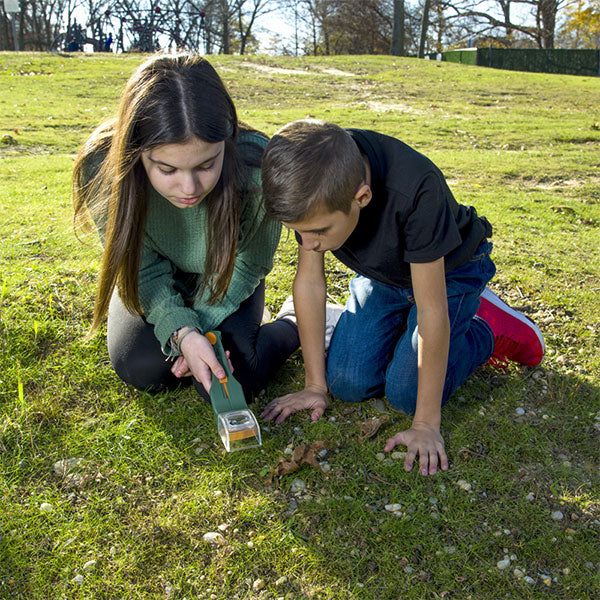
[{"xmin": 384, "ymin": 422, "xmax": 448, "ymax": 476}]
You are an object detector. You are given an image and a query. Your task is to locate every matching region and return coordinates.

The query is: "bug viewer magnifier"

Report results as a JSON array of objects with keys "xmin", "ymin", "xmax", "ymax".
[{"xmin": 205, "ymin": 331, "xmax": 262, "ymax": 452}]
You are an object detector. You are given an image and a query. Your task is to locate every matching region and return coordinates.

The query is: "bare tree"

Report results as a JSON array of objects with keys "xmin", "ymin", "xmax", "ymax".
[{"xmin": 444, "ymin": 0, "xmax": 568, "ymax": 48}]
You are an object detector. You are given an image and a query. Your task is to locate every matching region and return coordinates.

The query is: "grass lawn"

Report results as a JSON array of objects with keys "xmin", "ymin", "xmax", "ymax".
[{"xmin": 0, "ymin": 51, "xmax": 599, "ymax": 600}]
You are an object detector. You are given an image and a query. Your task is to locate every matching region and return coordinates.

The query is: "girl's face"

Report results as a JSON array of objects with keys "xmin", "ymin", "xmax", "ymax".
[{"xmin": 141, "ymin": 137, "xmax": 226, "ymax": 209}]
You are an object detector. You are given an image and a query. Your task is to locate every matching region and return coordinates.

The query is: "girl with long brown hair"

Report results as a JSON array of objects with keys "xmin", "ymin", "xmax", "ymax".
[{"xmin": 73, "ymin": 53, "xmax": 299, "ymax": 399}]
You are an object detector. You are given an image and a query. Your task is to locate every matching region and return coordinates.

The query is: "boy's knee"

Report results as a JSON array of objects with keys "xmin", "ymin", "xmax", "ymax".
[
  {"xmin": 326, "ymin": 367, "xmax": 374, "ymax": 403},
  {"xmin": 327, "ymin": 368, "xmax": 381, "ymax": 402},
  {"xmin": 385, "ymin": 379, "xmax": 418, "ymax": 415}
]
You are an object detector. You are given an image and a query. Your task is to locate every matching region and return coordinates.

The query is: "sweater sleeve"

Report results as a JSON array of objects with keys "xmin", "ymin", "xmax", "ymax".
[{"xmin": 137, "ymin": 242, "xmax": 204, "ymax": 354}]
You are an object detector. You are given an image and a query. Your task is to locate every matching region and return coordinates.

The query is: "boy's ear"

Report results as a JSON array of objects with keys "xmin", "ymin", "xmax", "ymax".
[{"xmin": 354, "ymin": 184, "xmax": 372, "ymax": 209}]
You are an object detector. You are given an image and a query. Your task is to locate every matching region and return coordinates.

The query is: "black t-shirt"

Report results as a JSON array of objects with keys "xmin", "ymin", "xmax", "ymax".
[{"xmin": 330, "ymin": 129, "xmax": 492, "ymax": 288}]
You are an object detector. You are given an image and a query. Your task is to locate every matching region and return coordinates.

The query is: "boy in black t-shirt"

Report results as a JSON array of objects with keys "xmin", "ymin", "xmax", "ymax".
[{"xmin": 261, "ymin": 120, "xmax": 544, "ymax": 476}]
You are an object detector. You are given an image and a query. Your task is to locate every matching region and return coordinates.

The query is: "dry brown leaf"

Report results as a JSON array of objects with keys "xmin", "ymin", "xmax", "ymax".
[
  {"xmin": 359, "ymin": 415, "xmax": 390, "ymax": 443},
  {"xmin": 265, "ymin": 441, "xmax": 329, "ymax": 484}
]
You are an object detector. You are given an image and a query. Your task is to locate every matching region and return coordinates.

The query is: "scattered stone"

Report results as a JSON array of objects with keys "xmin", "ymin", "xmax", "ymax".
[
  {"xmin": 290, "ymin": 478, "xmax": 306, "ymax": 494},
  {"xmin": 203, "ymin": 532, "xmax": 226, "ymax": 546},
  {"xmin": 284, "ymin": 447, "xmax": 293, "ymax": 455},
  {"xmin": 376, "ymin": 453, "xmax": 385, "ymax": 461},
  {"xmin": 403, "ymin": 566, "xmax": 414, "ymax": 574},
  {"xmin": 515, "ymin": 407, "xmax": 525, "ymax": 416},
  {"xmin": 252, "ymin": 579, "xmax": 266, "ymax": 592},
  {"xmin": 456, "ymin": 480, "xmax": 472, "ymax": 492},
  {"xmin": 525, "ymin": 493, "xmax": 535, "ymax": 501},
  {"xmin": 551, "ymin": 511, "xmax": 564, "ymax": 520},
  {"xmin": 217, "ymin": 523, "xmax": 229, "ymax": 532},
  {"xmin": 82, "ymin": 560, "xmax": 96, "ymax": 572},
  {"xmin": 39, "ymin": 503, "xmax": 53, "ymax": 513},
  {"xmin": 247, "ymin": 541, "xmax": 254, "ymax": 548},
  {"xmin": 391, "ymin": 451, "xmax": 407, "ymax": 460},
  {"xmin": 385, "ymin": 503, "xmax": 402, "ymax": 513},
  {"xmin": 318, "ymin": 449, "xmax": 328, "ymax": 458},
  {"xmin": 523, "ymin": 576, "xmax": 535, "ymax": 585},
  {"xmin": 71, "ymin": 574, "xmax": 84, "ymax": 585},
  {"xmin": 513, "ymin": 568, "xmax": 524, "ymax": 579},
  {"xmin": 444, "ymin": 546, "xmax": 457, "ymax": 555},
  {"xmin": 562, "ymin": 568, "xmax": 570, "ymax": 575},
  {"xmin": 429, "ymin": 497, "xmax": 438, "ymax": 504},
  {"xmin": 213, "ymin": 490, "xmax": 223, "ymax": 497},
  {"xmin": 320, "ymin": 462, "xmax": 331, "ymax": 473},
  {"xmin": 584, "ymin": 561, "xmax": 594, "ymax": 569},
  {"xmin": 53, "ymin": 458, "xmax": 85, "ymax": 476},
  {"xmin": 497, "ymin": 559, "xmax": 511, "ymax": 570},
  {"xmin": 541, "ymin": 575, "xmax": 552, "ymax": 587},
  {"xmin": 274, "ymin": 576, "xmax": 288, "ymax": 587}
]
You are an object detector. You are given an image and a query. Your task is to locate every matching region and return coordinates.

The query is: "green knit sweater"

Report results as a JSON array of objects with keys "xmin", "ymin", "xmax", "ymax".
[{"xmin": 90, "ymin": 132, "xmax": 281, "ymax": 354}]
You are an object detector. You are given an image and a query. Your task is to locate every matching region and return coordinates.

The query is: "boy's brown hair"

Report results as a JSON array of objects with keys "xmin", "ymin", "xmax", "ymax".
[{"xmin": 262, "ymin": 119, "xmax": 365, "ymax": 223}]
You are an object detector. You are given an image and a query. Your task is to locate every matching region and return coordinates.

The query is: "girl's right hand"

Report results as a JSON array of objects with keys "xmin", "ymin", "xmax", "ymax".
[{"xmin": 178, "ymin": 331, "xmax": 227, "ymax": 393}]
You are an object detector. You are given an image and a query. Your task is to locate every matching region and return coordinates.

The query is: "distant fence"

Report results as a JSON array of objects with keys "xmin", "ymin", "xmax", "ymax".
[{"xmin": 426, "ymin": 48, "xmax": 600, "ymax": 77}]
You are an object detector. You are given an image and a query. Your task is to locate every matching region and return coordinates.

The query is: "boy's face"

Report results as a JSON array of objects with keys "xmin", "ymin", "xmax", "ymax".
[{"xmin": 283, "ymin": 186, "xmax": 371, "ymax": 253}]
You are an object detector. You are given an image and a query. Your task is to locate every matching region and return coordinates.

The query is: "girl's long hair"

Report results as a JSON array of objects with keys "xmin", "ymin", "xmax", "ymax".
[{"xmin": 73, "ymin": 53, "xmax": 247, "ymax": 336}]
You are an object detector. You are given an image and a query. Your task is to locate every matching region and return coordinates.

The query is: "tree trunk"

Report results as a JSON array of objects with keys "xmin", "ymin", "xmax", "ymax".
[
  {"xmin": 539, "ymin": 0, "xmax": 557, "ymax": 48},
  {"xmin": 390, "ymin": 0, "xmax": 404, "ymax": 56},
  {"xmin": 418, "ymin": 0, "xmax": 431, "ymax": 58}
]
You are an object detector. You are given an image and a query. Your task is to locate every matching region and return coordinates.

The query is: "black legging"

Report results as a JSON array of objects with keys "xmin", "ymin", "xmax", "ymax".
[{"xmin": 106, "ymin": 280, "xmax": 299, "ymax": 400}]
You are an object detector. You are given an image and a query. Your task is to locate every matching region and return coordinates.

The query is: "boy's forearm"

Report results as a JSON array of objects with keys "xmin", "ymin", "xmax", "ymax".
[
  {"xmin": 413, "ymin": 310, "xmax": 450, "ymax": 430},
  {"xmin": 293, "ymin": 274, "xmax": 327, "ymax": 390}
]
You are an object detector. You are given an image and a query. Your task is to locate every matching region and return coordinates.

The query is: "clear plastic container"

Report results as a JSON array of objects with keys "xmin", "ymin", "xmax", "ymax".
[{"xmin": 217, "ymin": 409, "xmax": 262, "ymax": 452}]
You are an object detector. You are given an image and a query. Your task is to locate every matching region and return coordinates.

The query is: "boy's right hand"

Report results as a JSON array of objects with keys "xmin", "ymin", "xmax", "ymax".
[{"xmin": 261, "ymin": 385, "xmax": 328, "ymax": 424}]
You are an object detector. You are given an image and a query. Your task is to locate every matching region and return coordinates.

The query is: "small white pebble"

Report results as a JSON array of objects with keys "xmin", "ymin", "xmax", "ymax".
[
  {"xmin": 551, "ymin": 511, "xmax": 564, "ymax": 520},
  {"xmin": 524, "ymin": 576, "xmax": 535, "ymax": 585},
  {"xmin": 284, "ymin": 447, "xmax": 293, "ymax": 455},
  {"xmin": 376, "ymin": 453, "xmax": 385, "ymax": 461},
  {"xmin": 82, "ymin": 560, "xmax": 96, "ymax": 572},
  {"xmin": 203, "ymin": 532, "xmax": 226, "ymax": 546},
  {"xmin": 391, "ymin": 451, "xmax": 407, "ymax": 460},
  {"xmin": 275, "ymin": 576, "xmax": 288, "ymax": 587},
  {"xmin": 385, "ymin": 503, "xmax": 402, "ymax": 512},
  {"xmin": 525, "ymin": 492, "xmax": 535, "ymax": 501},
  {"xmin": 562, "ymin": 567, "xmax": 570, "ymax": 575},
  {"xmin": 71, "ymin": 574, "xmax": 84, "ymax": 585},
  {"xmin": 513, "ymin": 568, "xmax": 524, "ymax": 579},
  {"xmin": 247, "ymin": 541, "xmax": 254, "ymax": 548},
  {"xmin": 515, "ymin": 407, "xmax": 525, "ymax": 416},
  {"xmin": 497, "ymin": 559, "xmax": 511, "ymax": 570},
  {"xmin": 39, "ymin": 503, "xmax": 53, "ymax": 513},
  {"xmin": 320, "ymin": 462, "xmax": 331, "ymax": 473},
  {"xmin": 541, "ymin": 575, "xmax": 551, "ymax": 586},
  {"xmin": 252, "ymin": 579, "xmax": 265, "ymax": 592},
  {"xmin": 456, "ymin": 480, "xmax": 472, "ymax": 492},
  {"xmin": 213, "ymin": 490, "xmax": 223, "ymax": 497}
]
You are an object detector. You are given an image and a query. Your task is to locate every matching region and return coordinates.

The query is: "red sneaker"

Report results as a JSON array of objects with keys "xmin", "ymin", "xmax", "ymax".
[{"xmin": 476, "ymin": 288, "xmax": 545, "ymax": 368}]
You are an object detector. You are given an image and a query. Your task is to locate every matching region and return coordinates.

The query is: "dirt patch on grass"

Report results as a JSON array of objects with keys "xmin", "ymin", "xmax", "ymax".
[
  {"xmin": 236, "ymin": 63, "xmax": 357, "ymax": 78},
  {"xmin": 366, "ymin": 101, "xmax": 425, "ymax": 115}
]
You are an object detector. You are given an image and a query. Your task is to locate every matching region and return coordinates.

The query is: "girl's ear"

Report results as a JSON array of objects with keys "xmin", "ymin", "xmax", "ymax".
[{"xmin": 354, "ymin": 184, "xmax": 372, "ymax": 209}]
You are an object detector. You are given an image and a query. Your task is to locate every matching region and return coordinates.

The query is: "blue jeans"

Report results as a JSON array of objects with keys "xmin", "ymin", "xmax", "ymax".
[{"xmin": 326, "ymin": 241, "xmax": 496, "ymax": 414}]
